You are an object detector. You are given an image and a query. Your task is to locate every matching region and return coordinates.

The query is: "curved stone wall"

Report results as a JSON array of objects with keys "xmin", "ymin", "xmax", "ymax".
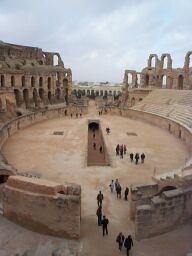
[{"xmin": 109, "ymin": 106, "xmax": 192, "ymax": 239}]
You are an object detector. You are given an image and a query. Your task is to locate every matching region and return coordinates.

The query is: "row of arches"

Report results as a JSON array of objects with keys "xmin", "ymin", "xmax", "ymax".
[
  {"xmin": 14, "ymin": 87, "xmax": 69, "ymax": 108},
  {"xmin": 72, "ymin": 89, "xmax": 121, "ymax": 97},
  {"xmin": 0, "ymin": 74, "xmax": 69, "ymax": 89}
]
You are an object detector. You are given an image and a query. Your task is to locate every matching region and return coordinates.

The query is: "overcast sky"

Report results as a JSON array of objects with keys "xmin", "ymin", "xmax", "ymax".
[{"xmin": 0, "ymin": 0, "xmax": 192, "ymax": 82}]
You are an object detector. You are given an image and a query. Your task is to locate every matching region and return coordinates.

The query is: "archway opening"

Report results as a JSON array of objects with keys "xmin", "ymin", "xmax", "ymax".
[
  {"xmin": 131, "ymin": 97, "xmax": 135, "ymax": 107},
  {"xmin": 0, "ymin": 175, "xmax": 9, "ymax": 184},
  {"xmin": 39, "ymin": 88, "xmax": 44, "ymax": 101},
  {"xmin": 162, "ymin": 75, "xmax": 167, "ymax": 88},
  {"xmin": 48, "ymin": 91, "xmax": 52, "ymax": 103},
  {"xmin": 11, "ymin": 75, "xmax": 15, "ymax": 87},
  {"xmin": 88, "ymin": 122, "xmax": 99, "ymax": 131},
  {"xmin": 56, "ymin": 88, "xmax": 61, "ymax": 100},
  {"xmin": 151, "ymin": 56, "xmax": 156, "ymax": 68},
  {"xmin": 53, "ymin": 55, "xmax": 58, "ymax": 66},
  {"xmin": 21, "ymin": 76, "xmax": 25, "ymax": 87},
  {"xmin": 31, "ymin": 76, "xmax": 35, "ymax": 87},
  {"xmin": 145, "ymin": 74, "xmax": 149, "ymax": 86},
  {"xmin": 39, "ymin": 77, "xmax": 43, "ymax": 87},
  {"xmin": 128, "ymin": 73, "xmax": 133, "ymax": 86},
  {"xmin": 162, "ymin": 56, "xmax": 168, "ymax": 69},
  {"xmin": 178, "ymin": 75, "xmax": 184, "ymax": 90},
  {"xmin": 48, "ymin": 77, "xmax": 51, "ymax": 90}
]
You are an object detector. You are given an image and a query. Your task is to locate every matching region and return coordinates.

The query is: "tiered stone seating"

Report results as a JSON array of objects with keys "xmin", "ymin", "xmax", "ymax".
[{"xmin": 131, "ymin": 89, "xmax": 192, "ymax": 129}]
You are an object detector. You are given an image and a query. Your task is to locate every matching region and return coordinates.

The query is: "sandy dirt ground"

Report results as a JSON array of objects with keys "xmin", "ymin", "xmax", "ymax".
[{"xmin": 1, "ymin": 101, "xmax": 192, "ymax": 256}]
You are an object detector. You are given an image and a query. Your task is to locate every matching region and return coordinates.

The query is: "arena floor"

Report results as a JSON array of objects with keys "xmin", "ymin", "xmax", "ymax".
[{"xmin": 1, "ymin": 101, "xmax": 192, "ymax": 256}]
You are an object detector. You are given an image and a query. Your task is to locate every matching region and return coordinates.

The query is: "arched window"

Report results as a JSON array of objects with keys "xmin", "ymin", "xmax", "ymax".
[
  {"xmin": 23, "ymin": 89, "xmax": 29, "ymax": 108},
  {"xmin": 33, "ymin": 88, "xmax": 38, "ymax": 107},
  {"xmin": 178, "ymin": 75, "xmax": 184, "ymax": 90},
  {"xmin": 161, "ymin": 75, "xmax": 167, "ymax": 88},
  {"xmin": 128, "ymin": 73, "xmax": 133, "ymax": 86},
  {"xmin": 39, "ymin": 88, "xmax": 44, "ymax": 100},
  {"xmin": 162, "ymin": 56, "xmax": 168, "ymax": 69},
  {"xmin": 53, "ymin": 55, "xmax": 58, "ymax": 66},
  {"xmin": 31, "ymin": 76, "xmax": 35, "ymax": 87},
  {"xmin": 151, "ymin": 56, "xmax": 156, "ymax": 67},
  {"xmin": 21, "ymin": 76, "xmax": 25, "ymax": 87},
  {"xmin": 14, "ymin": 89, "xmax": 20, "ymax": 107},
  {"xmin": 145, "ymin": 74, "xmax": 149, "ymax": 86},
  {"xmin": 39, "ymin": 77, "xmax": 43, "ymax": 87},
  {"xmin": 11, "ymin": 76, "xmax": 15, "ymax": 87}
]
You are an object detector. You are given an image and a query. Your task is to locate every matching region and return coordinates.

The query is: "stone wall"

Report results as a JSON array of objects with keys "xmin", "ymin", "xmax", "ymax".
[{"xmin": 3, "ymin": 176, "xmax": 81, "ymax": 239}]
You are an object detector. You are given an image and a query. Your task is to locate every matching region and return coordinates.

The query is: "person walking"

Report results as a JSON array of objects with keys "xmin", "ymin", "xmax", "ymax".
[
  {"xmin": 97, "ymin": 191, "xmax": 104, "ymax": 207},
  {"xmin": 141, "ymin": 153, "xmax": 146, "ymax": 163},
  {"xmin": 93, "ymin": 142, "xmax": 96, "ymax": 150},
  {"xmin": 120, "ymin": 145, "xmax": 123, "ymax": 159},
  {"xmin": 115, "ymin": 179, "xmax": 119, "ymax": 194},
  {"xmin": 117, "ymin": 184, "xmax": 122, "ymax": 199},
  {"xmin": 109, "ymin": 180, "xmax": 115, "ymax": 193},
  {"xmin": 124, "ymin": 235, "xmax": 134, "ymax": 256},
  {"xmin": 96, "ymin": 206, "xmax": 102, "ymax": 226},
  {"xmin": 123, "ymin": 145, "xmax": 127, "ymax": 154},
  {"xmin": 101, "ymin": 215, "xmax": 109, "ymax": 236},
  {"xmin": 124, "ymin": 187, "xmax": 129, "ymax": 201},
  {"xmin": 116, "ymin": 144, "xmax": 120, "ymax": 156},
  {"xmin": 116, "ymin": 232, "xmax": 125, "ymax": 251},
  {"xmin": 135, "ymin": 153, "xmax": 140, "ymax": 165},
  {"xmin": 99, "ymin": 146, "xmax": 103, "ymax": 153},
  {"xmin": 130, "ymin": 153, "xmax": 134, "ymax": 162}
]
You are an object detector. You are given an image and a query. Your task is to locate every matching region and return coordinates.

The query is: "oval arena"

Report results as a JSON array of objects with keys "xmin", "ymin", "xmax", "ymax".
[{"xmin": 0, "ymin": 42, "xmax": 192, "ymax": 256}]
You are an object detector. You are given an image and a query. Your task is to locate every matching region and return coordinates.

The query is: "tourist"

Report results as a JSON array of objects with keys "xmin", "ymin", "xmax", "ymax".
[
  {"xmin": 99, "ymin": 146, "xmax": 103, "ymax": 153},
  {"xmin": 116, "ymin": 232, "xmax": 125, "ymax": 251},
  {"xmin": 80, "ymin": 113, "xmax": 82, "ymax": 118},
  {"xmin": 115, "ymin": 179, "xmax": 119, "ymax": 193},
  {"xmin": 96, "ymin": 205, "xmax": 102, "ymax": 226},
  {"xmin": 116, "ymin": 144, "xmax": 120, "ymax": 156},
  {"xmin": 70, "ymin": 113, "xmax": 73, "ymax": 118},
  {"xmin": 130, "ymin": 153, "xmax": 134, "ymax": 162},
  {"xmin": 101, "ymin": 215, "xmax": 109, "ymax": 236},
  {"xmin": 124, "ymin": 187, "xmax": 129, "ymax": 201},
  {"xmin": 116, "ymin": 184, "xmax": 122, "ymax": 199},
  {"xmin": 93, "ymin": 142, "xmax": 96, "ymax": 150},
  {"xmin": 123, "ymin": 144, "xmax": 127, "ymax": 154},
  {"xmin": 109, "ymin": 179, "xmax": 115, "ymax": 192},
  {"xmin": 97, "ymin": 191, "xmax": 104, "ymax": 207},
  {"xmin": 93, "ymin": 133, "xmax": 95, "ymax": 138},
  {"xmin": 76, "ymin": 113, "xmax": 78, "ymax": 118},
  {"xmin": 141, "ymin": 153, "xmax": 146, "ymax": 163},
  {"xmin": 120, "ymin": 145, "xmax": 123, "ymax": 159},
  {"xmin": 135, "ymin": 153, "xmax": 140, "ymax": 165},
  {"xmin": 124, "ymin": 235, "xmax": 134, "ymax": 256}
]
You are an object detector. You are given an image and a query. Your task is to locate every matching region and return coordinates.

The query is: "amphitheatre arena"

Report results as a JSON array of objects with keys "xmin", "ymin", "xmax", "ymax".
[{"xmin": 0, "ymin": 41, "xmax": 192, "ymax": 256}]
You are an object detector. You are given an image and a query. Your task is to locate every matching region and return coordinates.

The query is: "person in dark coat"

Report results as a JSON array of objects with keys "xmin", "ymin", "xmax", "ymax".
[
  {"xmin": 116, "ymin": 232, "xmax": 125, "ymax": 251},
  {"xmin": 97, "ymin": 191, "xmax": 104, "ymax": 207},
  {"xmin": 101, "ymin": 215, "xmax": 109, "ymax": 236},
  {"xmin": 124, "ymin": 187, "xmax": 129, "ymax": 201},
  {"xmin": 96, "ymin": 206, "xmax": 102, "ymax": 226},
  {"xmin": 135, "ymin": 153, "xmax": 139, "ymax": 165},
  {"xmin": 130, "ymin": 153, "xmax": 134, "ymax": 162},
  {"xmin": 117, "ymin": 184, "xmax": 122, "ymax": 199},
  {"xmin": 124, "ymin": 235, "xmax": 134, "ymax": 256},
  {"xmin": 99, "ymin": 146, "xmax": 103, "ymax": 153},
  {"xmin": 123, "ymin": 145, "xmax": 127, "ymax": 154},
  {"xmin": 141, "ymin": 153, "xmax": 145, "ymax": 163},
  {"xmin": 120, "ymin": 145, "xmax": 123, "ymax": 159},
  {"xmin": 116, "ymin": 144, "xmax": 120, "ymax": 156},
  {"xmin": 93, "ymin": 142, "xmax": 96, "ymax": 150}
]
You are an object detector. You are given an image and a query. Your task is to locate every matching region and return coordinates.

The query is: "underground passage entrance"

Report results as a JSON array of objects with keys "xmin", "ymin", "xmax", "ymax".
[{"xmin": 87, "ymin": 120, "xmax": 110, "ymax": 166}]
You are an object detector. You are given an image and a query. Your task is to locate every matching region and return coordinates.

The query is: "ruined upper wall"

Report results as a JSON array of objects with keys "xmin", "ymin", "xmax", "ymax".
[{"xmin": 0, "ymin": 41, "xmax": 64, "ymax": 67}]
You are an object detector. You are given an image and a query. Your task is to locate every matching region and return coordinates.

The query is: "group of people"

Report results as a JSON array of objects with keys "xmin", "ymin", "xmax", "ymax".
[
  {"xmin": 116, "ymin": 144, "xmax": 127, "ymax": 158},
  {"xmin": 96, "ymin": 191, "xmax": 109, "ymax": 236},
  {"xmin": 92, "ymin": 132, "xmax": 103, "ymax": 153},
  {"xmin": 70, "ymin": 112, "xmax": 82, "ymax": 118},
  {"xmin": 96, "ymin": 186, "xmax": 133, "ymax": 256},
  {"xmin": 109, "ymin": 179, "xmax": 129, "ymax": 200},
  {"xmin": 116, "ymin": 232, "xmax": 134, "ymax": 256},
  {"xmin": 129, "ymin": 152, "xmax": 146, "ymax": 165}
]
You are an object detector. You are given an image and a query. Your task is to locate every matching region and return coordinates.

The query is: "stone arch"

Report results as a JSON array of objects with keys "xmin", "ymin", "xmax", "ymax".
[
  {"xmin": 82, "ymin": 89, "xmax": 85, "ymax": 96},
  {"xmin": 178, "ymin": 74, "xmax": 184, "ymax": 90},
  {"xmin": 131, "ymin": 97, "xmax": 135, "ymax": 107},
  {"xmin": 87, "ymin": 90, "xmax": 90, "ymax": 96},
  {"xmin": 128, "ymin": 73, "xmax": 133, "ymax": 86},
  {"xmin": 161, "ymin": 54, "xmax": 172, "ymax": 69},
  {"xmin": 109, "ymin": 90, "xmax": 112, "ymax": 96},
  {"xmin": 1, "ymin": 75, "xmax": 5, "ymax": 87},
  {"xmin": 104, "ymin": 90, "xmax": 108, "ymax": 97},
  {"xmin": 100, "ymin": 90, "xmax": 103, "ymax": 96},
  {"xmin": 11, "ymin": 75, "xmax": 15, "ymax": 87},
  {"xmin": 47, "ymin": 77, "xmax": 51, "ymax": 90},
  {"xmin": 48, "ymin": 91, "xmax": 52, "ymax": 103},
  {"xmin": 23, "ymin": 88, "xmax": 29, "ymax": 108},
  {"xmin": 31, "ymin": 76, "xmax": 35, "ymax": 87},
  {"xmin": 148, "ymin": 54, "xmax": 158, "ymax": 68},
  {"xmin": 33, "ymin": 88, "xmax": 38, "ymax": 107},
  {"xmin": 39, "ymin": 77, "xmax": 43, "ymax": 87},
  {"xmin": 21, "ymin": 76, "xmax": 25, "ymax": 87},
  {"xmin": 39, "ymin": 88, "xmax": 44, "ymax": 100},
  {"xmin": 14, "ymin": 89, "xmax": 20, "ymax": 107},
  {"xmin": 96, "ymin": 90, "xmax": 99, "ymax": 97},
  {"xmin": 136, "ymin": 74, "xmax": 141, "ymax": 87}
]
